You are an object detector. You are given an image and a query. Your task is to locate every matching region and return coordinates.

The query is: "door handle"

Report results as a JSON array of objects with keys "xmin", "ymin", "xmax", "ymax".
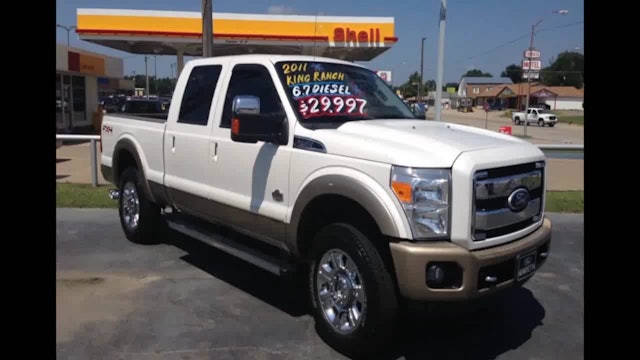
[
  {"xmin": 211, "ymin": 141, "xmax": 218, "ymax": 162},
  {"xmin": 171, "ymin": 136, "xmax": 176, "ymax": 152}
]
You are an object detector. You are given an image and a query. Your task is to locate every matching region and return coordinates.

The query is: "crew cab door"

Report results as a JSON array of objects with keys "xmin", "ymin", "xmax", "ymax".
[
  {"xmin": 528, "ymin": 109, "xmax": 538, "ymax": 123},
  {"xmin": 163, "ymin": 64, "xmax": 224, "ymax": 217},
  {"xmin": 208, "ymin": 62, "xmax": 292, "ymax": 245}
]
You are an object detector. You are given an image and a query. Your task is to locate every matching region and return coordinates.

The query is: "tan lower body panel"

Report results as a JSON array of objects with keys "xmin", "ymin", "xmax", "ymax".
[{"xmin": 390, "ymin": 217, "xmax": 552, "ymax": 301}]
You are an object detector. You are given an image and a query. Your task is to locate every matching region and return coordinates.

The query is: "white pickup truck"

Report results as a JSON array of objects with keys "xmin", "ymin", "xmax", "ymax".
[
  {"xmin": 512, "ymin": 107, "xmax": 558, "ymax": 127},
  {"xmin": 100, "ymin": 54, "xmax": 551, "ymax": 356}
]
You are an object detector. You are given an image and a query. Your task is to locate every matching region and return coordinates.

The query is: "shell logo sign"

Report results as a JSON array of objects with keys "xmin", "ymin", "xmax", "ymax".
[
  {"xmin": 68, "ymin": 51, "xmax": 106, "ymax": 76},
  {"xmin": 376, "ymin": 70, "xmax": 392, "ymax": 83}
]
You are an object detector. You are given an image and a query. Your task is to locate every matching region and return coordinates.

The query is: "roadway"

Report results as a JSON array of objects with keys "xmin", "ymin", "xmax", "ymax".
[{"xmin": 57, "ymin": 209, "xmax": 584, "ymax": 360}]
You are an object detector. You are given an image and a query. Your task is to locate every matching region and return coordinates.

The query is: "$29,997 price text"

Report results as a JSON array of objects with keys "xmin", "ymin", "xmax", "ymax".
[{"xmin": 298, "ymin": 96, "xmax": 367, "ymax": 118}]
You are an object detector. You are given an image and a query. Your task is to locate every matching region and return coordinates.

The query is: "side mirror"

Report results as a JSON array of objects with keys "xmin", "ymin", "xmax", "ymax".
[{"xmin": 230, "ymin": 95, "xmax": 287, "ymax": 144}]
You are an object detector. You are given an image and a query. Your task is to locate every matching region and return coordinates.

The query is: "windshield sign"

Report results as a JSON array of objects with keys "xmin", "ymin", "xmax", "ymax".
[{"xmin": 275, "ymin": 61, "xmax": 416, "ymax": 124}]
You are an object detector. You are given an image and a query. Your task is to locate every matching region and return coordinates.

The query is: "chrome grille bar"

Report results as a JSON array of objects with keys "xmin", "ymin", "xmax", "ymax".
[
  {"xmin": 472, "ymin": 162, "xmax": 544, "ymax": 241},
  {"xmin": 475, "ymin": 170, "xmax": 542, "ymax": 200},
  {"xmin": 475, "ymin": 198, "xmax": 541, "ymax": 230}
]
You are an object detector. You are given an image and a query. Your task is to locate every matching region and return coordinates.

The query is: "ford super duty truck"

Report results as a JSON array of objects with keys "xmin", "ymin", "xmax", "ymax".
[{"xmin": 100, "ymin": 55, "xmax": 551, "ymax": 355}]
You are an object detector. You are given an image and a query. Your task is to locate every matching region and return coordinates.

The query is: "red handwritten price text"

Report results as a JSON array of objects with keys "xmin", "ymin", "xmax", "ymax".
[{"xmin": 298, "ymin": 96, "xmax": 367, "ymax": 118}]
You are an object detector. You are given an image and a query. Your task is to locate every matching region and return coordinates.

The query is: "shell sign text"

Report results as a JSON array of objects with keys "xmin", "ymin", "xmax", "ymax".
[
  {"xmin": 68, "ymin": 51, "xmax": 106, "ymax": 76},
  {"xmin": 333, "ymin": 27, "xmax": 382, "ymax": 46}
]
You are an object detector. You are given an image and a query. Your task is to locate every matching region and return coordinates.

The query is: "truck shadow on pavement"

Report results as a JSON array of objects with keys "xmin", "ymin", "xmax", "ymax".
[
  {"xmin": 164, "ymin": 228, "xmax": 545, "ymax": 360},
  {"xmin": 381, "ymin": 289, "xmax": 546, "ymax": 359},
  {"xmin": 165, "ymin": 229, "xmax": 310, "ymax": 317}
]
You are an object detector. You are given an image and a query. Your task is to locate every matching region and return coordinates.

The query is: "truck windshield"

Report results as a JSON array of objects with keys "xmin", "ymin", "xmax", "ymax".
[{"xmin": 275, "ymin": 61, "xmax": 417, "ymax": 126}]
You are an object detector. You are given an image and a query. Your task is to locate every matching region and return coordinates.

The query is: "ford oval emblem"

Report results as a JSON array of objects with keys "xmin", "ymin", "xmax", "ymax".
[{"xmin": 507, "ymin": 188, "xmax": 530, "ymax": 212}]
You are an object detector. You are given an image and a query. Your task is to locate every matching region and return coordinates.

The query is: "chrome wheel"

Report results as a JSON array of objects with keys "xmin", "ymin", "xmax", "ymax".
[
  {"xmin": 316, "ymin": 249, "xmax": 366, "ymax": 335},
  {"xmin": 121, "ymin": 181, "xmax": 140, "ymax": 232}
]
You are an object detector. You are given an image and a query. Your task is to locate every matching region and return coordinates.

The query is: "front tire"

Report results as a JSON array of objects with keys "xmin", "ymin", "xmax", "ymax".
[
  {"xmin": 308, "ymin": 223, "xmax": 398, "ymax": 357},
  {"xmin": 118, "ymin": 167, "xmax": 163, "ymax": 244},
  {"xmin": 538, "ymin": 119, "xmax": 545, "ymax": 127}
]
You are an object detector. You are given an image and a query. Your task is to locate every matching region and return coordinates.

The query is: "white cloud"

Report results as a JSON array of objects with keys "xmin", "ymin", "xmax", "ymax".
[{"xmin": 267, "ymin": 5, "xmax": 297, "ymax": 14}]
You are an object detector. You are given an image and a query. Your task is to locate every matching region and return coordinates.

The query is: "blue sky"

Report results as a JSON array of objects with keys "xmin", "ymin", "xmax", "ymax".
[{"xmin": 56, "ymin": 0, "xmax": 583, "ymax": 85}]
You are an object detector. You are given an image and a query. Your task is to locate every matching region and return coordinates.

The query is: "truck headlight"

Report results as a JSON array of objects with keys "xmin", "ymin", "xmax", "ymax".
[{"xmin": 391, "ymin": 166, "xmax": 451, "ymax": 240}]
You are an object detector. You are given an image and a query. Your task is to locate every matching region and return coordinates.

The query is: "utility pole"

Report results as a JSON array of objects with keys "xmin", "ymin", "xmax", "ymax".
[
  {"xmin": 419, "ymin": 37, "xmax": 426, "ymax": 103},
  {"xmin": 522, "ymin": 22, "xmax": 538, "ymax": 137},
  {"xmin": 56, "ymin": 24, "xmax": 77, "ymax": 131},
  {"xmin": 522, "ymin": 9, "xmax": 568, "ymax": 136},
  {"xmin": 154, "ymin": 55, "xmax": 157, "ymax": 94},
  {"xmin": 145, "ymin": 55, "xmax": 150, "ymax": 98},
  {"xmin": 202, "ymin": 0, "xmax": 213, "ymax": 57},
  {"xmin": 435, "ymin": 0, "xmax": 447, "ymax": 122}
]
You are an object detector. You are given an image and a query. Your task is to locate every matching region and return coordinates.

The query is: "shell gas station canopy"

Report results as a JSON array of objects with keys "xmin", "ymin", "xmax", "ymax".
[{"xmin": 76, "ymin": 8, "xmax": 398, "ymax": 70}]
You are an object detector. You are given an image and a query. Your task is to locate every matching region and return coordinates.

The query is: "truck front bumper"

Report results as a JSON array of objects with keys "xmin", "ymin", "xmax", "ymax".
[{"xmin": 389, "ymin": 217, "xmax": 552, "ymax": 301}]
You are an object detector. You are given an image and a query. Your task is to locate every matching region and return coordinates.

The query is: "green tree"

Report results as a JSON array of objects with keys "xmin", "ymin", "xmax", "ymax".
[
  {"xmin": 540, "ymin": 51, "xmax": 584, "ymax": 88},
  {"xmin": 462, "ymin": 69, "xmax": 493, "ymax": 77},
  {"xmin": 424, "ymin": 79, "xmax": 436, "ymax": 92},
  {"xmin": 500, "ymin": 64, "xmax": 523, "ymax": 83},
  {"xmin": 399, "ymin": 71, "xmax": 422, "ymax": 97},
  {"xmin": 124, "ymin": 76, "xmax": 176, "ymax": 95}
]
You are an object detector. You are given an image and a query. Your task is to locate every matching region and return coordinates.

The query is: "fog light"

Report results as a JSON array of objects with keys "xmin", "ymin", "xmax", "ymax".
[
  {"xmin": 426, "ymin": 262, "xmax": 463, "ymax": 289},
  {"xmin": 427, "ymin": 264, "xmax": 445, "ymax": 284}
]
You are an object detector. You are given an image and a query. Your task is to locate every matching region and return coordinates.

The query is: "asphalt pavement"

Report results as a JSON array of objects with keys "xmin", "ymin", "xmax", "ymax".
[{"xmin": 56, "ymin": 209, "xmax": 584, "ymax": 360}]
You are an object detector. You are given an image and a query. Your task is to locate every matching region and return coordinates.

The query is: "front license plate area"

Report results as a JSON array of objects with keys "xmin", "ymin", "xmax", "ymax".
[{"xmin": 516, "ymin": 250, "xmax": 537, "ymax": 281}]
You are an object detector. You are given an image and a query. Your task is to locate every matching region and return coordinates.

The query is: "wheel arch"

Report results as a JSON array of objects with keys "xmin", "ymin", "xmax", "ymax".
[
  {"xmin": 113, "ymin": 137, "xmax": 156, "ymax": 203},
  {"xmin": 287, "ymin": 172, "xmax": 410, "ymax": 258}
]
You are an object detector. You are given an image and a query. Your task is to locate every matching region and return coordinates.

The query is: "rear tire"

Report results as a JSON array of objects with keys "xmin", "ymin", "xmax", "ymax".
[
  {"xmin": 308, "ymin": 223, "xmax": 399, "ymax": 357},
  {"xmin": 117, "ymin": 167, "xmax": 164, "ymax": 244},
  {"xmin": 514, "ymin": 117, "xmax": 521, "ymax": 125},
  {"xmin": 538, "ymin": 119, "xmax": 545, "ymax": 127}
]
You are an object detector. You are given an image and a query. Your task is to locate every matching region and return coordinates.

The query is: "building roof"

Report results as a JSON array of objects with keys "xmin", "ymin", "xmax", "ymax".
[
  {"xmin": 465, "ymin": 84, "xmax": 503, "ymax": 98},
  {"xmin": 480, "ymin": 83, "xmax": 584, "ymax": 98},
  {"xmin": 460, "ymin": 77, "xmax": 514, "ymax": 85}
]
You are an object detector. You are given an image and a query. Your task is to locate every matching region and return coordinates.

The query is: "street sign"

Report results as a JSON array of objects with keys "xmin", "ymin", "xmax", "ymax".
[
  {"xmin": 522, "ymin": 60, "xmax": 542, "ymax": 71},
  {"xmin": 522, "ymin": 71, "xmax": 540, "ymax": 79},
  {"xmin": 523, "ymin": 50, "xmax": 541, "ymax": 58}
]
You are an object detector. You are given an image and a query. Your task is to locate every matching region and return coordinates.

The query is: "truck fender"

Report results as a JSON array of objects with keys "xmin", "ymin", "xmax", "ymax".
[
  {"xmin": 286, "ymin": 172, "xmax": 412, "ymax": 253},
  {"xmin": 112, "ymin": 137, "xmax": 157, "ymax": 203}
]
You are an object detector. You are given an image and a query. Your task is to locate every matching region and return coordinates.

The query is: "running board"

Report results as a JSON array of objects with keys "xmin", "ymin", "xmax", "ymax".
[{"xmin": 166, "ymin": 215, "xmax": 296, "ymax": 277}]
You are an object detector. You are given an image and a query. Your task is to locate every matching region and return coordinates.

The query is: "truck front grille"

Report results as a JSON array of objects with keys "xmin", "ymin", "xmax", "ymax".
[{"xmin": 472, "ymin": 162, "xmax": 544, "ymax": 241}]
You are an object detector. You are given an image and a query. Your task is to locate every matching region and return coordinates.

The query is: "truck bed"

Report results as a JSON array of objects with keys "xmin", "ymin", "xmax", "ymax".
[{"xmin": 100, "ymin": 113, "xmax": 167, "ymax": 187}]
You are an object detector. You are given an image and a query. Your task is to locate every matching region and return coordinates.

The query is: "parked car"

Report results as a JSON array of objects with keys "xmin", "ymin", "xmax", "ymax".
[
  {"xmin": 120, "ymin": 99, "xmax": 168, "ymax": 119},
  {"xmin": 512, "ymin": 107, "xmax": 558, "ymax": 127},
  {"xmin": 99, "ymin": 97, "xmax": 124, "ymax": 113},
  {"xmin": 100, "ymin": 54, "xmax": 552, "ymax": 356}
]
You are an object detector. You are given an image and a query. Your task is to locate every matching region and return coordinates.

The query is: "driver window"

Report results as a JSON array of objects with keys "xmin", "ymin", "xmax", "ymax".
[{"xmin": 220, "ymin": 64, "xmax": 285, "ymax": 129}]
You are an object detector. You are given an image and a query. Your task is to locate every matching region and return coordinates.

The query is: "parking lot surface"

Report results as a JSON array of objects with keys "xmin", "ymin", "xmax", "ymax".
[{"xmin": 57, "ymin": 209, "xmax": 583, "ymax": 359}]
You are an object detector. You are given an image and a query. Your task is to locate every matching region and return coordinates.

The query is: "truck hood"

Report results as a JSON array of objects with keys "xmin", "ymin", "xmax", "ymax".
[{"xmin": 305, "ymin": 119, "xmax": 540, "ymax": 168}]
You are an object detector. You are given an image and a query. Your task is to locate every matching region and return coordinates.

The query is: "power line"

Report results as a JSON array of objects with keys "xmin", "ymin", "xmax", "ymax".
[{"xmin": 452, "ymin": 21, "xmax": 584, "ymax": 64}]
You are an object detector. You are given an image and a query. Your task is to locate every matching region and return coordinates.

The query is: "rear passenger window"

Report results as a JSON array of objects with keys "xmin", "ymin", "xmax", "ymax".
[
  {"xmin": 220, "ymin": 64, "xmax": 285, "ymax": 128},
  {"xmin": 178, "ymin": 65, "xmax": 222, "ymax": 126}
]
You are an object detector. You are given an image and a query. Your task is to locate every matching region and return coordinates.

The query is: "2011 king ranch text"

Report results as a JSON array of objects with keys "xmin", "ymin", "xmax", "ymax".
[{"xmin": 286, "ymin": 72, "xmax": 346, "ymax": 86}]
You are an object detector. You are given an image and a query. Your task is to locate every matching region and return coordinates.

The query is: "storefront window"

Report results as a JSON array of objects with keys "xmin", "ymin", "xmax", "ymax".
[{"xmin": 72, "ymin": 75, "xmax": 86, "ymax": 122}]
